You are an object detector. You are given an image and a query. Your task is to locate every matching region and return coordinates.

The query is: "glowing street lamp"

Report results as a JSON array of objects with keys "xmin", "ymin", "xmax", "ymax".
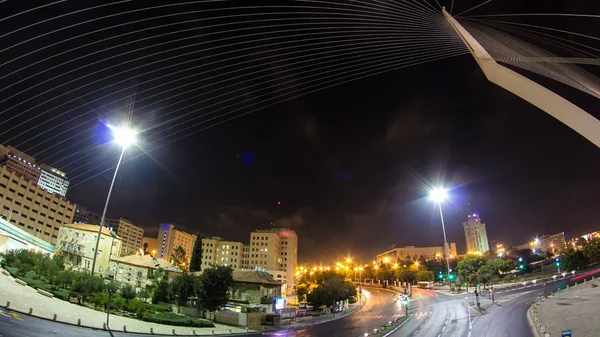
[
  {"xmin": 429, "ymin": 187, "xmax": 451, "ymax": 283},
  {"xmin": 90, "ymin": 124, "xmax": 137, "ymax": 276}
]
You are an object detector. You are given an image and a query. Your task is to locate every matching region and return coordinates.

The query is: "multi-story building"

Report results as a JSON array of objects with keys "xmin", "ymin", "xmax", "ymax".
[
  {"xmin": 0, "ymin": 145, "xmax": 70, "ymax": 197},
  {"xmin": 157, "ymin": 223, "xmax": 197, "ymax": 265},
  {"xmin": 0, "ymin": 165, "xmax": 75, "ymax": 244},
  {"xmin": 111, "ymin": 217, "xmax": 144, "ymax": 256},
  {"xmin": 73, "ymin": 205, "xmax": 102, "ymax": 225},
  {"xmin": 201, "ymin": 236, "xmax": 221, "ymax": 269},
  {"xmin": 515, "ymin": 232, "xmax": 567, "ymax": 254},
  {"xmin": 245, "ymin": 228, "xmax": 298, "ymax": 295},
  {"xmin": 200, "ymin": 236, "xmax": 244, "ymax": 269},
  {"xmin": 376, "ymin": 243, "xmax": 458, "ymax": 264},
  {"xmin": 37, "ymin": 165, "xmax": 69, "ymax": 197},
  {"xmin": 0, "ymin": 147, "xmax": 41, "ymax": 183},
  {"xmin": 463, "ymin": 213, "xmax": 490, "ymax": 253},
  {"xmin": 54, "ymin": 223, "xmax": 122, "ymax": 275}
]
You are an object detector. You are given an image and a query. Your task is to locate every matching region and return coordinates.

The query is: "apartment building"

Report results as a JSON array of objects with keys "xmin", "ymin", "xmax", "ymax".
[
  {"xmin": 110, "ymin": 217, "xmax": 144, "ymax": 256},
  {"xmin": 245, "ymin": 228, "xmax": 298, "ymax": 295},
  {"xmin": 0, "ymin": 165, "xmax": 75, "ymax": 244},
  {"xmin": 463, "ymin": 213, "xmax": 490, "ymax": 253},
  {"xmin": 157, "ymin": 223, "xmax": 197, "ymax": 265},
  {"xmin": 73, "ymin": 205, "xmax": 101, "ymax": 225},
  {"xmin": 201, "ymin": 236, "xmax": 244, "ymax": 269}
]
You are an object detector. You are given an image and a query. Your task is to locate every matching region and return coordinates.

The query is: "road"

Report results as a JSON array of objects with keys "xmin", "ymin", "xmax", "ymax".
[
  {"xmin": 268, "ymin": 287, "xmax": 406, "ymax": 337},
  {"xmin": 0, "ymin": 307, "xmax": 262, "ymax": 337}
]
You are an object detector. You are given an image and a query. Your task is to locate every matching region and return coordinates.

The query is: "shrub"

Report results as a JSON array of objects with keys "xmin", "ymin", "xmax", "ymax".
[
  {"xmin": 50, "ymin": 289, "xmax": 71, "ymax": 301},
  {"xmin": 140, "ymin": 312, "xmax": 215, "ymax": 327}
]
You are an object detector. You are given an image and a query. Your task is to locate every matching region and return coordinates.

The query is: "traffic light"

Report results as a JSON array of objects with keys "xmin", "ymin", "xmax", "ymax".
[
  {"xmin": 448, "ymin": 273, "xmax": 455, "ymax": 281},
  {"xmin": 555, "ymin": 258, "xmax": 560, "ymax": 267},
  {"xmin": 438, "ymin": 271, "xmax": 444, "ymax": 280},
  {"xmin": 519, "ymin": 264, "xmax": 525, "ymax": 270}
]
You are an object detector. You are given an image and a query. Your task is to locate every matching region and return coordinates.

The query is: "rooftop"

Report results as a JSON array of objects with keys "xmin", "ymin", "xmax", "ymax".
[
  {"xmin": 62, "ymin": 223, "xmax": 120, "ymax": 238},
  {"xmin": 112, "ymin": 254, "xmax": 181, "ymax": 272},
  {"xmin": 232, "ymin": 270, "xmax": 282, "ymax": 286}
]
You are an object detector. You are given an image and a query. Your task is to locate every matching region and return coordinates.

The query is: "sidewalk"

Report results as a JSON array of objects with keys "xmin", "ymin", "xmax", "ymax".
[
  {"xmin": 0, "ymin": 270, "xmax": 249, "ymax": 335},
  {"xmin": 532, "ymin": 278, "xmax": 600, "ymax": 337}
]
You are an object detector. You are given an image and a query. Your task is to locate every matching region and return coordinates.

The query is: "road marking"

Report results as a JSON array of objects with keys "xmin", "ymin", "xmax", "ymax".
[
  {"xmin": 0, "ymin": 311, "xmax": 10, "ymax": 318},
  {"xmin": 413, "ymin": 329, "xmax": 419, "ymax": 335},
  {"xmin": 10, "ymin": 312, "xmax": 23, "ymax": 321},
  {"xmin": 442, "ymin": 326, "xmax": 446, "ymax": 332},
  {"xmin": 467, "ymin": 332, "xmax": 471, "ymax": 337}
]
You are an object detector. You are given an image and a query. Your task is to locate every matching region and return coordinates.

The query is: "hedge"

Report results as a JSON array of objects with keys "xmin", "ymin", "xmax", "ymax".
[{"xmin": 140, "ymin": 312, "xmax": 215, "ymax": 327}]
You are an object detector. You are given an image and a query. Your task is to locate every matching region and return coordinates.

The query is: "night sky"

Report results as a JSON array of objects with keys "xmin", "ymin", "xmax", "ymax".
[{"xmin": 0, "ymin": 1, "xmax": 599, "ymax": 263}]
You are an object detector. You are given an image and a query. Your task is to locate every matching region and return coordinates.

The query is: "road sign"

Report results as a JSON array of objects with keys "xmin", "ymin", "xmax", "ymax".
[{"xmin": 561, "ymin": 330, "xmax": 572, "ymax": 337}]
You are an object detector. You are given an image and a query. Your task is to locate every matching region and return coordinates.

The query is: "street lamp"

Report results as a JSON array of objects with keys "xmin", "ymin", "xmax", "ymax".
[
  {"xmin": 90, "ymin": 124, "xmax": 137, "ymax": 276},
  {"xmin": 106, "ymin": 230, "xmax": 117, "ymax": 329},
  {"xmin": 429, "ymin": 187, "xmax": 451, "ymax": 284}
]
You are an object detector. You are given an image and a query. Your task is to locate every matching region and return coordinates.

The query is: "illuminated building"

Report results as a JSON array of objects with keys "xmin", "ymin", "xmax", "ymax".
[
  {"xmin": 0, "ymin": 165, "xmax": 75, "ymax": 244},
  {"xmin": 111, "ymin": 217, "xmax": 144, "ymax": 256},
  {"xmin": 201, "ymin": 236, "xmax": 244, "ymax": 269},
  {"xmin": 463, "ymin": 213, "xmax": 490, "ymax": 253},
  {"xmin": 157, "ymin": 223, "xmax": 197, "ymax": 265},
  {"xmin": 243, "ymin": 228, "xmax": 298, "ymax": 296},
  {"xmin": 376, "ymin": 244, "xmax": 458, "ymax": 263}
]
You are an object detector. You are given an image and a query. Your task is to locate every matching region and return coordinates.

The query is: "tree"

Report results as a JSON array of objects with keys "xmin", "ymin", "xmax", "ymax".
[
  {"xmin": 196, "ymin": 265, "xmax": 233, "ymax": 311},
  {"xmin": 172, "ymin": 246, "xmax": 187, "ymax": 271},
  {"xmin": 189, "ymin": 234, "xmax": 203, "ymax": 272},
  {"xmin": 171, "ymin": 272, "xmax": 197, "ymax": 306},
  {"xmin": 416, "ymin": 270, "xmax": 434, "ymax": 282},
  {"xmin": 296, "ymin": 284, "xmax": 309, "ymax": 302},
  {"xmin": 583, "ymin": 238, "xmax": 600, "ymax": 265},
  {"xmin": 306, "ymin": 275, "xmax": 356, "ymax": 308},
  {"xmin": 562, "ymin": 248, "xmax": 589, "ymax": 270},
  {"xmin": 149, "ymin": 268, "xmax": 170, "ymax": 304},
  {"xmin": 457, "ymin": 255, "xmax": 486, "ymax": 284},
  {"xmin": 120, "ymin": 284, "xmax": 137, "ymax": 302}
]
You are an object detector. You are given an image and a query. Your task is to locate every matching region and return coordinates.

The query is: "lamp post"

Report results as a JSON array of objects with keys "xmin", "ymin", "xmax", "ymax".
[
  {"xmin": 90, "ymin": 124, "xmax": 136, "ymax": 276},
  {"xmin": 429, "ymin": 187, "xmax": 451, "ymax": 285},
  {"xmin": 106, "ymin": 230, "xmax": 117, "ymax": 329}
]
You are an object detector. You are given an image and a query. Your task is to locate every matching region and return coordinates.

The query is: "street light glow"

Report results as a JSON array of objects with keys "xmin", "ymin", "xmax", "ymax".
[
  {"xmin": 108, "ymin": 124, "xmax": 137, "ymax": 148},
  {"xmin": 429, "ymin": 187, "xmax": 448, "ymax": 203}
]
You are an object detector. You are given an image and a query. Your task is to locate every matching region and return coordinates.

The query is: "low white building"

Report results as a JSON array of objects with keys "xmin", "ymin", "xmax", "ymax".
[{"xmin": 110, "ymin": 254, "xmax": 181, "ymax": 291}]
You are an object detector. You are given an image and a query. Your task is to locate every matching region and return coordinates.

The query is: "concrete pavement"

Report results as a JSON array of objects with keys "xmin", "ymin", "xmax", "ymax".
[{"xmin": 534, "ymin": 275, "xmax": 600, "ymax": 337}]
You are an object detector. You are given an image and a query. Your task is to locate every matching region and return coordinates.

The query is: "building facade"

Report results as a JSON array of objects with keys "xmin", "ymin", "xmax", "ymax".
[
  {"xmin": 37, "ymin": 165, "xmax": 69, "ymax": 197},
  {"xmin": 201, "ymin": 236, "xmax": 244, "ymax": 269},
  {"xmin": 245, "ymin": 228, "xmax": 298, "ymax": 295},
  {"xmin": 111, "ymin": 218, "xmax": 144, "ymax": 256},
  {"xmin": 515, "ymin": 232, "xmax": 567, "ymax": 254},
  {"xmin": 110, "ymin": 254, "xmax": 181, "ymax": 291},
  {"xmin": 157, "ymin": 223, "xmax": 197, "ymax": 265},
  {"xmin": 463, "ymin": 213, "xmax": 490, "ymax": 253},
  {"xmin": 54, "ymin": 223, "xmax": 122, "ymax": 275},
  {"xmin": 376, "ymin": 243, "xmax": 458, "ymax": 264},
  {"xmin": 0, "ymin": 165, "xmax": 75, "ymax": 244}
]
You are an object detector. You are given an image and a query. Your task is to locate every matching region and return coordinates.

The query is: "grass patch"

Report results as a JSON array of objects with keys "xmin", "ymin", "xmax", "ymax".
[{"xmin": 141, "ymin": 312, "xmax": 215, "ymax": 328}]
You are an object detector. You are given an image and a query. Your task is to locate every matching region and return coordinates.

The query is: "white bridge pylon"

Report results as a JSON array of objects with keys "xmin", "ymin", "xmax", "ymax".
[{"xmin": 443, "ymin": 8, "xmax": 600, "ymax": 149}]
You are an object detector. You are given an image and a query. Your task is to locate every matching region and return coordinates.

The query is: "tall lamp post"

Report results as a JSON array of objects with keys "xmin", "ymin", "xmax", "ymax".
[
  {"xmin": 90, "ymin": 125, "xmax": 136, "ymax": 276},
  {"xmin": 106, "ymin": 230, "xmax": 117, "ymax": 329},
  {"xmin": 429, "ymin": 187, "xmax": 451, "ymax": 284}
]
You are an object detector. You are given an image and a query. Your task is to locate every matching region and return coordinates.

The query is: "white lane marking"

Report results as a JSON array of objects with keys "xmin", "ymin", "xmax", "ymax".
[
  {"xmin": 442, "ymin": 326, "xmax": 446, "ymax": 332},
  {"xmin": 413, "ymin": 329, "xmax": 419, "ymax": 335}
]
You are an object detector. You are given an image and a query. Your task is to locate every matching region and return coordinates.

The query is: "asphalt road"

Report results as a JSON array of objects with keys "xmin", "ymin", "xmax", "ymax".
[
  {"xmin": 0, "ymin": 308, "xmax": 262, "ymax": 337},
  {"xmin": 268, "ymin": 287, "xmax": 406, "ymax": 337}
]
